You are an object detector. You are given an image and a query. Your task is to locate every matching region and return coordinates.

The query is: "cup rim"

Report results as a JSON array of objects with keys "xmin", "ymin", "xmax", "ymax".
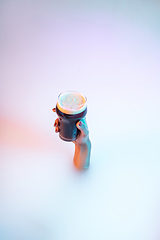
[{"xmin": 57, "ymin": 91, "xmax": 87, "ymax": 115}]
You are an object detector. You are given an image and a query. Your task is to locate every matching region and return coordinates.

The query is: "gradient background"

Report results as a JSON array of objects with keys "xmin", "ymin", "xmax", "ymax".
[{"xmin": 0, "ymin": 0, "xmax": 160, "ymax": 239}]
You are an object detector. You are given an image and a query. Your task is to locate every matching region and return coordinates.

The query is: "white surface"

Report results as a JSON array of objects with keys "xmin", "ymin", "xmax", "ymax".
[{"xmin": 0, "ymin": 1, "xmax": 160, "ymax": 239}]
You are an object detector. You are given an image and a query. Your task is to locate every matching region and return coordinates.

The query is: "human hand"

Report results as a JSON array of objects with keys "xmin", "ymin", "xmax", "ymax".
[
  {"xmin": 52, "ymin": 107, "xmax": 91, "ymax": 169},
  {"xmin": 73, "ymin": 118, "xmax": 91, "ymax": 169},
  {"xmin": 52, "ymin": 108, "xmax": 90, "ymax": 145},
  {"xmin": 52, "ymin": 108, "xmax": 60, "ymax": 133},
  {"xmin": 73, "ymin": 118, "xmax": 90, "ymax": 146}
]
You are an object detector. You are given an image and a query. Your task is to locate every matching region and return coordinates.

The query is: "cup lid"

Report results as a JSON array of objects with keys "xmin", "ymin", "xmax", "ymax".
[{"xmin": 57, "ymin": 91, "xmax": 87, "ymax": 114}]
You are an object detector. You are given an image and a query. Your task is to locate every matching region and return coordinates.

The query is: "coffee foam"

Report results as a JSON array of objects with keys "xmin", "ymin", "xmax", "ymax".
[{"xmin": 57, "ymin": 91, "xmax": 87, "ymax": 114}]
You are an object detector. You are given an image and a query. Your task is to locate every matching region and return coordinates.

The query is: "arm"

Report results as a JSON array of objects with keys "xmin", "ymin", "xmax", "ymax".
[
  {"xmin": 73, "ymin": 120, "xmax": 91, "ymax": 169},
  {"xmin": 53, "ymin": 108, "xmax": 91, "ymax": 170},
  {"xmin": 73, "ymin": 140, "xmax": 91, "ymax": 169}
]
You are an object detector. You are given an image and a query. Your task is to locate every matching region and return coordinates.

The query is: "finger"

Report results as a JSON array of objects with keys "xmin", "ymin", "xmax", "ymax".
[
  {"xmin": 55, "ymin": 127, "xmax": 60, "ymax": 133},
  {"xmin": 73, "ymin": 140, "xmax": 78, "ymax": 145},
  {"xmin": 54, "ymin": 118, "xmax": 60, "ymax": 127},
  {"xmin": 52, "ymin": 108, "xmax": 56, "ymax": 112},
  {"xmin": 76, "ymin": 121, "xmax": 89, "ymax": 136},
  {"xmin": 81, "ymin": 117, "xmax": 89, "ymax": 130}
]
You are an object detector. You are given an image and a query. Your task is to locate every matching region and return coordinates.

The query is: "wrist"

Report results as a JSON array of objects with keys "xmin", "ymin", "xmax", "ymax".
[
  {"xmin": 76, "ymin": 138, "xmax": 91, "ymax": 149},
  {"xmin": 73, "ymin": 138, "xmax": 91, "ymax": 169}
]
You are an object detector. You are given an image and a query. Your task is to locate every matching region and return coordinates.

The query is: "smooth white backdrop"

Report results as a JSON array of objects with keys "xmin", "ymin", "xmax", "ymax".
[{"xmin": 0, "ymin": 1, "xmax": 160, "ymax": 239}]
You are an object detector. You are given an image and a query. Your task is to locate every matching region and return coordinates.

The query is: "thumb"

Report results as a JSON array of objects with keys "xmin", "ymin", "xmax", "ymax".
[{"xmin": 76, "ymin": 121, "xmax": 89, "ymax": 136}]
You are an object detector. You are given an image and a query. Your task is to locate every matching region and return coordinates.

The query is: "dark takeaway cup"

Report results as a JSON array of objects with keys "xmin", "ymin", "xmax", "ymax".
[{"xmin": 55, "ymin": 91, "xmax": 87, "ymax": 142}]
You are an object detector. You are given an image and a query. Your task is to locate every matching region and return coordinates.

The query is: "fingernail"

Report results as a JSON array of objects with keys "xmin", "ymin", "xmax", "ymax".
[{"xmin": 79, "ymin": 121, "xmax": 82, "ymax": 126}]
